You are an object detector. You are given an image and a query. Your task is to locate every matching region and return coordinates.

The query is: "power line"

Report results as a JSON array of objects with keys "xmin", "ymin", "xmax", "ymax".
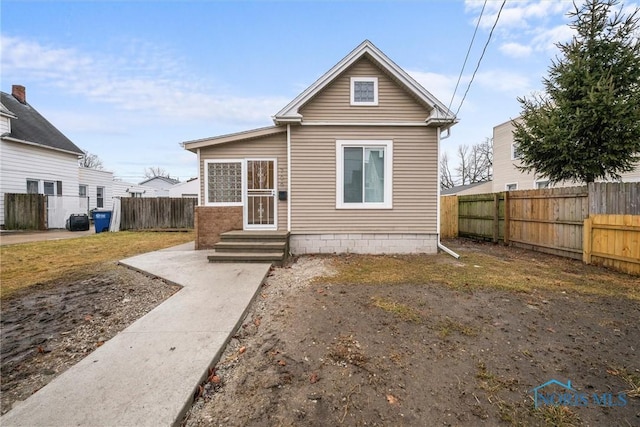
[
  {"xmin": 447, "ymin": 0, "xmax": 488, "ymax": 114},
  {"xmin": 455, "ymin": 0, "xmax": 507, "ymax": 118}
]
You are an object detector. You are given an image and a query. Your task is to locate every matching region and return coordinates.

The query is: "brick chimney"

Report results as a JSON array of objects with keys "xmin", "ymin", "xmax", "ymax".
[{"xmin": 12, "ymin": 85, "xmax": 26, "ymax": 104}]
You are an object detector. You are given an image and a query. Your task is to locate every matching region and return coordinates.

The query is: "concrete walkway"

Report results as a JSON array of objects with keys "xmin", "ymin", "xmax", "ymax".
[
  {"xmin": 0, "ymin": 229, "xmax": 95, "ymax": 246},
  {"xmin": 1, "ymin": 243, "xmax": 271, "ymax": 427}
]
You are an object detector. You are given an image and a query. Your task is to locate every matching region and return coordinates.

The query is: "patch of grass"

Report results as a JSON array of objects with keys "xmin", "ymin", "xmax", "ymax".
[
  {"xmin": 0, "ymin": 231, "xmax": 194, "ymax": 299},
  {"xmin": 533, "ymin": 405, "xmax": 581, "ymax": 427},
  {"xmin": 608, "ymin": 367, "xmax": 640, "ymax": 398},
  {"xmin": 437, "ymin": 317, "xmax": 478, "ymax": 339},
  {"xmin": 476, "ymin": 362, "xmax": 517, "ymax": 394},
  {"xmin": 370, "ymin": 296, "xmax": 422, "ymax": 322},
  {"xmin": 317, "ymin": 244, "xmax": 640, "ymax": 301}
]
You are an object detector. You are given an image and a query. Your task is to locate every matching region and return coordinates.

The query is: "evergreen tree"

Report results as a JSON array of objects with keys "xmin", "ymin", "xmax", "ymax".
[{"xmin": 513, "ymin": 0, "xmax": 640, "ymax": 184}]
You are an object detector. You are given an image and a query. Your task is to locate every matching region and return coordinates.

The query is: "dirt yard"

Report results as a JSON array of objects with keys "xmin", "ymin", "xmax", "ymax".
[
  {"xmin": 182, "ymin": 241, "xmax": 639, "ymax": 427},
  {"xmin": 1, "ymin": 240, "xmax": 638, "ymax": 426},
  {"xmin": 0, "ymin": 264, "xmax": 180, "ymax": 414}
]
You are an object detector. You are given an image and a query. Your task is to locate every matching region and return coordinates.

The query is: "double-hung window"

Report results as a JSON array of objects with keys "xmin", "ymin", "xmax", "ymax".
[{"xmin": 336, "ymin": 140, "xmax": 392, "ymax": 209}]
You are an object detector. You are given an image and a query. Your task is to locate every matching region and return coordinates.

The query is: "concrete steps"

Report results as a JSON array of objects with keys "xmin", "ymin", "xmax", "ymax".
[{"xmin": 209, "ymin": 230, "xmax": 290, "ymax": 266}]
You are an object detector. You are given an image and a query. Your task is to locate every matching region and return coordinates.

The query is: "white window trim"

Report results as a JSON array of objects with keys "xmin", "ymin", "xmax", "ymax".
[
  {"xmin": 505, "ymin": 182, "xmax": 518, "ymax": 191},
  {"xmin": 43, "ymin": 180, "xmax": 56, "ymax": 196},
  {"xmin": 511, "ymin": 143, "xmax": 521, "ymax": 160},
  {"xmin": 350, "ymin": 77, "xmax": 378, "ymax": 106},
  {"xmin": 336, "ymin": 140, "xmax": 393, "ymax": 209},
  {"xmin": 535, "ymin": 179, "xmax": 550, "ymax": 189},
  {"xmin": 204, "ymin": 159, "xmax": 244, "ymax": 207}
]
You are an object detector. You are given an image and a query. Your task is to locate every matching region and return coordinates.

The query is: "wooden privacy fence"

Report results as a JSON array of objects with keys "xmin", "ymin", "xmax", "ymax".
[
  {"xmin": 119, "ymin": 197, "xmax": 196, "ymax": 230},
  {"xmin": 4, "ymin": 193, "xmax": 47, "ymax": 230},
  {"xmin": 584, "ymin": 215, "xmax": 640, "ymax": 275},
  {"xmin": 439, "ymin": 182, "xmax": 640, "ymax": 275}
]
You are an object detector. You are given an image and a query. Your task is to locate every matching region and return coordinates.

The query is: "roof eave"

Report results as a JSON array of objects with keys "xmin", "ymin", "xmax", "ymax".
[
  {"xmin": 182, "ymin": 125, "xmax": 286, "ymax": 152},
  {"xmin": 1, "ymin": 135, "xmax": 84, "ymax": 156}
]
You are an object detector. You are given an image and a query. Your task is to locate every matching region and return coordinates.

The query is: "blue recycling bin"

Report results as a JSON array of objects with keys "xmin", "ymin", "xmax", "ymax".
[{"xmin": 93, "ymin": 210, "xmax": 112, "ymax": 233}]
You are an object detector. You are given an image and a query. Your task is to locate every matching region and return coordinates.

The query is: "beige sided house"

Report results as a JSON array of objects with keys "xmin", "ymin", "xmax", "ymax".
[
  {"xmin": 183, "ymin": 40, "xmax": 457, "ymax": 256},
  {"xmin": 493, "ymin": 119, "xmax": 640, "ymax": 192}
]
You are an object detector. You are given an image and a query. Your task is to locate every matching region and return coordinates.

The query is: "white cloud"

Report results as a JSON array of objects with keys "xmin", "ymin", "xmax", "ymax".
[
  {"xmin": 474, "ymin": 70, "xmax": 533, "ymax": 95},
  {"xmin": 499, "ymin": 42, "xmax": 533, "ymax": 58},
  {"xmin": 1, "ymin": 35, "xmax": 287, "ymax": 125},
  {"xmin": 406, "ymin": 70, "xmax": 462, "ymax": 111}
]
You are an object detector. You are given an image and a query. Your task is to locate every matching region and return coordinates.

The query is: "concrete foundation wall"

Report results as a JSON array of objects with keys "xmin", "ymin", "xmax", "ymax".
[
  {"xmin": 195, "ymin": 206, "xmax": 243, "ymax": 249},
  {"xmin": 290, "ymin": 233, "xmax": 438, "ymax": 255}
]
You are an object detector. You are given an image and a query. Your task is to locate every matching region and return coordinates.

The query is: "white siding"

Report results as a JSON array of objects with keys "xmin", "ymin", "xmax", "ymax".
[
  {"xmin": 0, "ymin": 116, "xmax": 10, "ymax": 135},
  {"xmin": 168, "ymin": 178, "xmax": 199, "ymax": 198},
  {"xmin": 78, "ymin": 168, "xmax": 114, "ymax": 211},
  {"xmin": 0, "ymin": 140, "xmax": 80, "ymax": 225},
  {"xmin": 492, "ymin": 119, "xmax": 640, "ymax": 193},
  {"xmin": 112, "ymin": 180, "xmax": 159, "ymax": 199}
]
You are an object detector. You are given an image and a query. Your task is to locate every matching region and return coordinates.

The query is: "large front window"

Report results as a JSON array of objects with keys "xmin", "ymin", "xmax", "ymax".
[{"xmin": 336, "ymin": 140, "xmax": 392, "ymax": 209}]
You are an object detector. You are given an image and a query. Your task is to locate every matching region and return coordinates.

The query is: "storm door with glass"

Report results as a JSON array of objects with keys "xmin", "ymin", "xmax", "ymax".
[{"xmin": 244, "ymin": 159, "xmax": 277, "ymax": 229}]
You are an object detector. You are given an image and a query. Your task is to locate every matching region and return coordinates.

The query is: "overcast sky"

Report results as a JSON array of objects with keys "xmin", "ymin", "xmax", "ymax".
[{"xmin": 3, "ymin": 0, "xmax": 630, "ymax": 183}]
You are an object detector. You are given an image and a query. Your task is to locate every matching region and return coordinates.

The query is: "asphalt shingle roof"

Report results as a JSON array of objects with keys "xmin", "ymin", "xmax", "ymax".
[{"xmin": 1, "ymin": 91, "xmax": 83, "ymax": 155}]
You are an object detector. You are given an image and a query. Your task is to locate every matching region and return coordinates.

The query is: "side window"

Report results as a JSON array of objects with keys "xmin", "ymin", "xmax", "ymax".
[
  {"xmin": 97, "ymin": 186, "xmax": 104, "ymax": 208},
  {"xmin": 27, "ymin": 179, "xmax": 39, "ymax": 194},
  {"xmin": 336, "ymin": 140, "xmax": 392, "ymax": 209},
  {"xmin": 79, "ymin": 185, "xmax": 87, "ymax": 197},
  {"xmin": 43, "ymin": 181, "xmax": 55, "ymax": 196},
  {"xmin": 506, "ymin": 183, "xmax": 518, "ymax": 191},
  {"xmin": 511, "ymin": 143, "xmax": 522, "ymax": 160}
]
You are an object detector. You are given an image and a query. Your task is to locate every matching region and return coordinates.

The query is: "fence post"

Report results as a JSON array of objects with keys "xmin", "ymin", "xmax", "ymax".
[
  {"xmin": 503, "ymin": 191, "xmax": 510, "ymax": 245},
  {"xmin": 583, "ymin": 215, "xmax": 592, "ymax": 264},
  {"xmin": 493, "ymin": 192, "xmax": 499, "ymax": 243}
]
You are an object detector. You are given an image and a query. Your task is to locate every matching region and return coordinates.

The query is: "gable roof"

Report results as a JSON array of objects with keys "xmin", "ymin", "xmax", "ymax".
[
  {"xmin": 183, "ymin": 125, "xmax": 285, "ymax": 152},
  {"xmin": 139, "ymin": 176, "xmax": 181, "ymax": 186},
  {"xmin": 0, "ymin": 91, "xmax": 83, "ymax": 155},
  {"xmin": 273, "ymin": 40, "xmax": 457, "ymax": 128},
  {"xmin": 441, "ymin": 181, "xmax": 493, "ymax": 195}
]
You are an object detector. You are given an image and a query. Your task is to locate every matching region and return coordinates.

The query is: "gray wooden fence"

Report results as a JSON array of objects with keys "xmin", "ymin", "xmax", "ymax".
[
  {"xmin": 119, "ymin": 197, "xmax": 196, "ymax": 230},
  {"xmin": 4, "ymin": 193, "xmax": 47, "ymax": 230}
]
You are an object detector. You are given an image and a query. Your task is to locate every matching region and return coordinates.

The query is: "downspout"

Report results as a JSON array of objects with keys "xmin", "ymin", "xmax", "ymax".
[
  {"xmin": 287, "ymin": 124, "xmax": 291, "ymax": 232},
  {"xmin": 437, "ymin": 126, "xmax": 460, "ymax": 259}
]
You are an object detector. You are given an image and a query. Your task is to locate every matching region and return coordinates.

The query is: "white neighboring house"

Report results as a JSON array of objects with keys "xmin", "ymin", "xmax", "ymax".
[
  {"xmin": 492, "ymin": 119, "xmax": 640, "ymax": 192},
  {"xmin": 168, "ymin": 177, "xmax": 198, "ymax": 198},
  {"xmin": 112, "ymin": 180, "xmax": 159, "ymax": 199},
  {"xmin": 1, "ymin": 85, "xmax": 86, "ymax": 228},
  {"xmin": 138, "ymin": 176, "xmax": 180, "ymax": 197},
  {"xmin": 78, "ymin": 168, "xmax": 114, "ymax": 211}
]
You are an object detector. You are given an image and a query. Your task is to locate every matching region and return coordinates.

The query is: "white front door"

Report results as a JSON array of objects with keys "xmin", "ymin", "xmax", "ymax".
[{"xmin": 244, "ymin": 159, "xmax": 277, "ymax": 230}]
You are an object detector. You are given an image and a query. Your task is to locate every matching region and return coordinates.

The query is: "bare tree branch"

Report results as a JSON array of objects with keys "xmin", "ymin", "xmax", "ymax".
[{"xmin": 79, "ymin": 150, "xmax": 104, "ymax": 170}]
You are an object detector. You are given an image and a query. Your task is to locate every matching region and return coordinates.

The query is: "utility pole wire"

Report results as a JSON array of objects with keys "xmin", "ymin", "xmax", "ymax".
[
  {"xmin": 447, "ymin": 0, "xmax": 488, "ymax": 114},
  {"xmin": 454, "ymin": 0, "xmax": 507, "ymax": 118}
]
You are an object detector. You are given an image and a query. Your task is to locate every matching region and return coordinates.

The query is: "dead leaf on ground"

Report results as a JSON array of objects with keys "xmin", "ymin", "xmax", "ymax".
[
  {"xmin": 310, "ymin": 372, "xmax": 319, "ymax": 383},
  {"xmin": 239, "ymin": 346, "xmax": 247, "ymax": 354},
  {"xmin": 254, "ymin": 317, "xmax": 261, "ymax": 327},
  {"xmin": 278, "ymin": 359, "xmax": 286, "ymax": 366},
  {"xmin": 386, "ymin": 394, "xmax": 398, "ymax": 405}
]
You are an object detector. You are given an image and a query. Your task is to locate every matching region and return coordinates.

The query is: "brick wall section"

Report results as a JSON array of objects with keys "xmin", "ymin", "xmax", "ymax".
[
  {"xmin": 290, "ymin": 233, "xmax": 438, "ymax": 255},
  {"xmin": 195, "ymin": 206, "xmax": 243, "ymax": 249}
]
